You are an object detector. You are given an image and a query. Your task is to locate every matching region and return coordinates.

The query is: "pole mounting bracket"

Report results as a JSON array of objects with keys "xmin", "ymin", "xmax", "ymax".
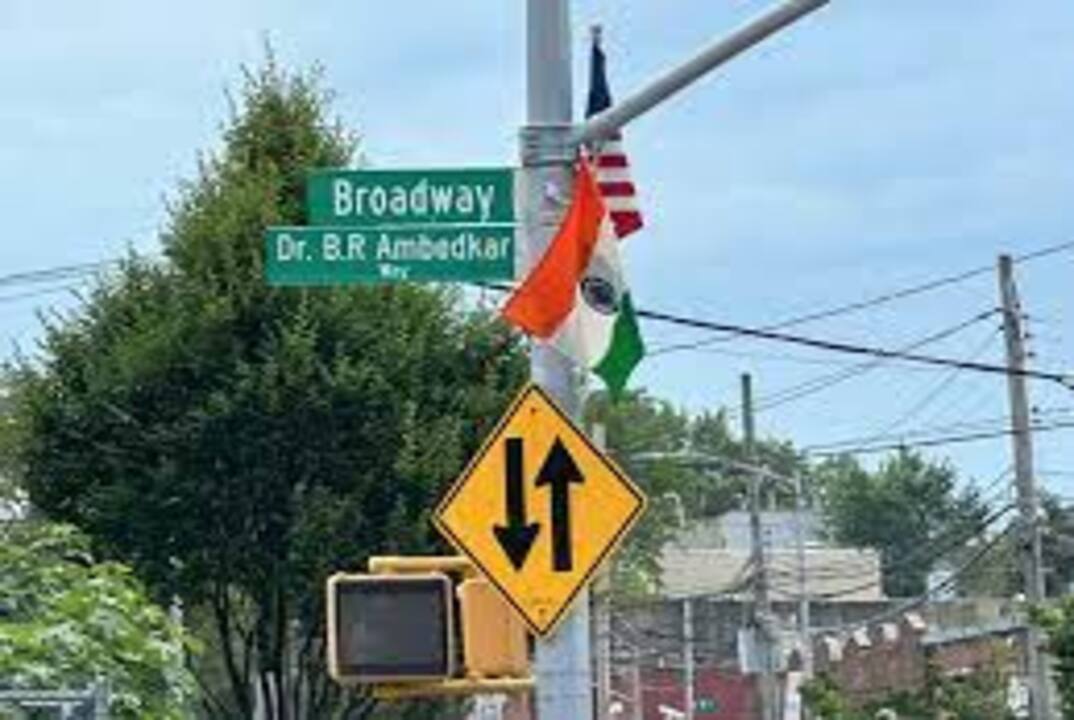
[{"xmin": 519, "ymin": 124, "xmax": 577, "ymax": 167}]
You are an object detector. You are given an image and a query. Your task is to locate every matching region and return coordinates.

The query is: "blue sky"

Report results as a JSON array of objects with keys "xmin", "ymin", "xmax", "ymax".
[{"xmin": 2, "ymin": 0, "xmax": 1072, "ymax": 499}]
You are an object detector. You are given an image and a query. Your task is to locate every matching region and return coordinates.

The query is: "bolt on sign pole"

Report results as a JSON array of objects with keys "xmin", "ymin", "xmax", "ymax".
[{"xmin": 522, "ymin": 1, "xmax": 593, "ymax": 720}]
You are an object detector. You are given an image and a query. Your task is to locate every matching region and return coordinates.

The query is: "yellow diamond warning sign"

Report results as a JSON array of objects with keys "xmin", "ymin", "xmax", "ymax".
[{"xmin": 434, "ymin": 383, "xmax": 647, "ymax": 637}]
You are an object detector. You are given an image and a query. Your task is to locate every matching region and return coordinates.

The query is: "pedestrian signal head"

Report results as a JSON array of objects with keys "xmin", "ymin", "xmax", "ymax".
[{"xmin": 326, "ymin": 572, "xmax": 454, "ymax": 684}]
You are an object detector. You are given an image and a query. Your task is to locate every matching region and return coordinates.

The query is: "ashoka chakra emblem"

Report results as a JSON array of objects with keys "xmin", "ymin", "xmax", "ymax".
[{"xmin": 580, "ymin": 276, "xmax": 619, "ymax": 316}]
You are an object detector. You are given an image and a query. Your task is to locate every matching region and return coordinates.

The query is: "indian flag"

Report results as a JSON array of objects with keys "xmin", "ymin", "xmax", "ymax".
[{"xmin": 502, "ymin": 159, "xmax": 644, "ymax": 398}]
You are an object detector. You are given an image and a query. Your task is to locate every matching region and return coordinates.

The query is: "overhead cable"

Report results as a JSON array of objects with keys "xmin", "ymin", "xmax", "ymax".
[
  {"xmin": 803, "ymin": 420, "xmax": 1074, "ymax": 457},
  {"xmin": 636, "ymin": 308, "xmax": 1071, "ymax": 386},
  {"xmin": 751, "ymin": 310, "xmax": 998, "ymax": 413},
  {"xmin": 807, "ymin": 523, "xmax": 1015, "ymax": 635},
  {"xmin": 648, "ymin": 239, "xmax": 1074, "ymax": 357}
]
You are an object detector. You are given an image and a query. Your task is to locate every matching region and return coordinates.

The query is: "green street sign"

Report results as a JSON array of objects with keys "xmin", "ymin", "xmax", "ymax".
[
  {"xmin": 265, "ymin": 225, "xmax": 515, "ymax": 285},
  {"xmin": 696, "ymin": 697, "xmax": 719, "ymax": 714},
  {"xmin": 308, "ymin": 168, "xmax": 515, "ymax": 226}
]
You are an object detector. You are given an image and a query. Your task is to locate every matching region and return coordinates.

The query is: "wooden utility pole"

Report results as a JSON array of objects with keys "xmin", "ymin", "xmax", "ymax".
[
  {"xmin": 997, "ymin": 254, "xmax": 1052, "ymax": 720},
  {"xmin": 742, "ymin": 374, "xmax": 776, "ymax": 720}
]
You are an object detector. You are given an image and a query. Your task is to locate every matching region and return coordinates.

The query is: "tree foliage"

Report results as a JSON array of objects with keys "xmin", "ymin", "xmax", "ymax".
[
  {"xmin": 1032, "ymin": 595, "xmax": 1074, "ymax": 719},
  {"xmin": 585, "ymin": 390, "xmax": 807, "ymax": 593},
  {"xmin": 3, "ymin": 58, "xmax": 525, "ymax": 719},
  {"xmin": 814, "ymin": 451, "xmax": 988, "ymax": 597},
  {"xmin": 0, "ymin": 520, "xmax": 196, "ymax": 719},
  {"xmin": 957, "ymin": 492, "xmax": 1074, "ymax": 599},
  {"xmin": 585, "ymin": 390, "xmax": 697, "ymax": 591},
  {"xmin": 801, "ymin": 647, "xmax": 1017, "ymax": 720},
  {"xmin": 1041, "ymin": 494, "xmax": 1074, "ymax": 597}
]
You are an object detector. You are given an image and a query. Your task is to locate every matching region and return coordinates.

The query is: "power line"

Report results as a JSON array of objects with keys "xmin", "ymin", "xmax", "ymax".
[
  {"xmin": 803, "ymin": 420, "xmax": 1074, "ymax": 457},
  {"xmin": 751, "ymin": 310, "xmax": 998, "ymax": 413},
  {"xmin": 647, "ymin": 239, "xmax": 1074, "ymax": 357},
  {"xmin": 802, "ymin": 408, "xmax": 1074, "ymax": 453},
  {"xmin": 0, "ymin": 260, "xmax": 118, "ymax": 290},
  {"xmin": 808, "ymin": 522, "xmax": 1015, "ymax": 634},
  {"xmin": 767, "ymin": 493, "xmax": 1013, "ymax": 581},
  {"xmin": 767, "ymin": 501, "xmax": 1014, "ymax": 589},
  {"xmin": 612, "ymin": 510, "xmax": 1015, "ymax": 644},
  {"xmin": 648, "ymin": 344, "xmax": 968, "ymax": 373},
  {"xmin": 636, "ymin": 307, "xmax": 1071, "ymax": 386},
  {"xmin": 860, "ymin": 328, "xmax": 1002, "ymax": 442},
  {"xmin": 0, "ymin": 283, "xmax": 88, "ymax": 306}
]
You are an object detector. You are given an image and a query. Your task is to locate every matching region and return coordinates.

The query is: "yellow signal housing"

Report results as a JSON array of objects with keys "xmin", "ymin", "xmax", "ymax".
[
  {"xmin": 457, "ymin": 578, "xmax": 529, "ymax": 678},
  {"xmin": 325, "ymin": 556, "xmax": 535, "ymax": 698}
]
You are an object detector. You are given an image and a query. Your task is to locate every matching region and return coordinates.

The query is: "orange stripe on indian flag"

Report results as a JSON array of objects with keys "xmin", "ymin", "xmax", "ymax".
[{"xmin": 501, "ymin": 161, "xmax": 607, "ymax": 339}]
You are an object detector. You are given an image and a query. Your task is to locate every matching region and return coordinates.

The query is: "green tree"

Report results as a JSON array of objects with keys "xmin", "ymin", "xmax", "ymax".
[
  {"xmin": 687, "ymin": 408, "xmax": 809, "ymax": 513},
  {"xmin": 1041, "ymin": 493, "xmax": 1074, "ymax": 597},
  {"xmin": 3, "ymin": 59, "xmax": 525, "ymax": 719},
  {"xmin": 584, "ymin": 392, "xmax": 809, "ymax": 593},
  {"xmin": 1032, "ymin": 596, "xmax": 1074, "ymax": 719},
  {"xmin": 799, "ymin": 674, "xmax": 867, "ymax": 720},
  {"xmin": 802, "ymin": 648, "xmax": 1017, "ymax": 720},
  {"xmin": 814, "ymin": 450, "xmax": 987, "ymax": 597},
  {"xmin": 955, "ymin": 492, "xmax": 1074, "ymax": 599},
  {"xmin": 0, "ymin": 520, "xmax": 196, "ymax": 719},
  {"xmin": 585, "ymin": 389, "xmax": 697, "ymax": 591}
]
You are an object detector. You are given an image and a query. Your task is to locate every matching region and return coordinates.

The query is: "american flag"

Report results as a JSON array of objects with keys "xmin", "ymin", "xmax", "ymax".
[{"xmin": 586, "ymin": 27, "xmax": 644, "ymax": 240}]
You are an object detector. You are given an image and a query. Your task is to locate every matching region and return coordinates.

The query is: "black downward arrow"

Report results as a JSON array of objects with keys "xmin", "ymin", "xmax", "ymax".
[
  {"xmin": 535, "ymin": 438, "xmax": 585, "ymax": 572},
  {"xmin": 493, "ymin": 438, "xmax": 541, "ymax": 570}
]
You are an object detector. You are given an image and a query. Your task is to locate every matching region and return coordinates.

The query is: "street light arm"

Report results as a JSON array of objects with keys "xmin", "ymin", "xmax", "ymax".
[{"xmin": 574, "ymin": 0, "xmax": 830, "ymax": 145}]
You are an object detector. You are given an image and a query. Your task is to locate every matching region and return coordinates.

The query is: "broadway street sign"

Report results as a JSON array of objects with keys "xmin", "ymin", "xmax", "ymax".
[
  {"xmin": 265, "ymin": 224, "xmax": 515, "ymax": 285},
  {"xmin": 307, "ymin": 168, "xmax": 514, "ymax": 227}
]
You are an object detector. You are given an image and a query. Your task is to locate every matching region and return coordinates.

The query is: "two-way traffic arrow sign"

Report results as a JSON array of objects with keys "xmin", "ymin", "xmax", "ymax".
[
  {"xmin": 435, "ymin": 384, "xmax": 647, "ymax": 637},
  {"xmin": 536, "ymin": 438, "xmax": 584, "ymax": 573},
  {"xmin": 493, "ymin": 438, "xmax": 541, "ymax": 570}
]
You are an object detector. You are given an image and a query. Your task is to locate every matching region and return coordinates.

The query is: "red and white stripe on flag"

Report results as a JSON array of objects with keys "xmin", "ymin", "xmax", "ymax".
[{"xmin": 594, "ymin": 132, "xmax": 643, "ymax": 239}]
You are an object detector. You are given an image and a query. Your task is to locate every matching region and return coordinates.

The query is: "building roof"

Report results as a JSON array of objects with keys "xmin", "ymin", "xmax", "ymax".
[
  {"xmin": 674, "ymin": 511, "xmax": 824, "ymax": 550},
  {"xmin": 658, "ymin": 546, "xmax": 884, "ymax": 601}
]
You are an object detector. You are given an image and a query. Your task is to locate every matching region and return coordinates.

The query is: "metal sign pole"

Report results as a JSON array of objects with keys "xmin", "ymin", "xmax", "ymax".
[
  {"xmin": 522, "ymin": 1, "xmax": 594, "ymax": 719},
  {"xmin": 516, "ymin": 2, "xmax": 829, "ymax": 717}
]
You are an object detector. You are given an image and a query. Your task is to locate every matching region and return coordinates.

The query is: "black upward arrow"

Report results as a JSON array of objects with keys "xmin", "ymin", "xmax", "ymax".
[
  {"xmin": 535, "ymin": 438, "xmax": 585, "ymax": 572},
  {"xmin": 493, "ymin": 438, "xmax": 541, "ymax": 570}
]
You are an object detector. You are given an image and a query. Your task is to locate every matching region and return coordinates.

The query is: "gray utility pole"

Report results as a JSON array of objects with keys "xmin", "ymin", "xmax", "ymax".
[
  {"xmin": 592, "ymin": 424, "xmax": 614, "ymax": 720},
  {"xmin": 683, "ymin": 597, "xmax": 696, "ymax": 720},
  {"xmin": 521, "ymin": 1, "xmax": 828, "ymax": 717},
  {"xmin": 794, "ymin": 474, "xmax": 812, "ymax": 681},
  {"xmin": 742, "ymin": 374, "xmax": 777, "ymax": 720},
  {"xmin": 998, "ymin": 254, "xmax": 1052, "ymax": 720},
  {"xmin": 522, "ymin": 2, "xmax": 593, "ymax": 720}
]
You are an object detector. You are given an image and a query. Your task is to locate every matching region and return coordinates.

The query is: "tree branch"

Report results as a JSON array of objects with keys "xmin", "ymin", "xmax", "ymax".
[{"xmin": 212, "ymin": 583, "xmax": 251, "ymax": 718}]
